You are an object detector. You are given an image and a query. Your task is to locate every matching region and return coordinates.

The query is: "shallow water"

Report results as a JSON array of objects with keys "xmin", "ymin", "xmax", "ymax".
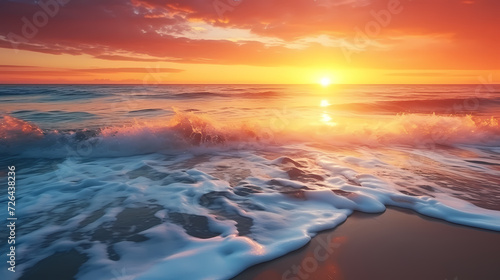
[{"xmin": 1, "ymin": 84, "xmax": 499, "ymax": 279}]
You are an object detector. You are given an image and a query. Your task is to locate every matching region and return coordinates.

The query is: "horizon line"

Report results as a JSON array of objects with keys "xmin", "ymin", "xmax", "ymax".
[{"xmin": 0, "ymin": 83, "xmax": 497, "ymax": 86}]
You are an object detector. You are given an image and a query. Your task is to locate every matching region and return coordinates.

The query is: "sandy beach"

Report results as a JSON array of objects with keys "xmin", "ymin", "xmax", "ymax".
[{"xmin": 233, "ymin": 207, "xmax": 500, "ymax": 280}]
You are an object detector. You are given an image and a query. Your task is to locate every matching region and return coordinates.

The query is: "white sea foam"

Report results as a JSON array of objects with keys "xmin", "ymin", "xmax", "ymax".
[{"xmin": 1, "ymin": 144, "xmax": 500, "ymax": 280}]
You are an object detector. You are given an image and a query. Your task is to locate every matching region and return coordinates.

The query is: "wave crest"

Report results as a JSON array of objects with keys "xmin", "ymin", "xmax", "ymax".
[
  {"xmin": 1, "ymin": 112, "xmax": 499, "ymax": 157},
  {"xmin": 0, "ymin": 115, "xmax": 44, "ymax": 140}
]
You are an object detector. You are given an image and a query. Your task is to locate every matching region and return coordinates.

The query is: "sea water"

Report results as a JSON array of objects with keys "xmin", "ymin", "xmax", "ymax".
[{"xmin": 1, "ymin": 84, "xmax": 499, "ymax": 279}]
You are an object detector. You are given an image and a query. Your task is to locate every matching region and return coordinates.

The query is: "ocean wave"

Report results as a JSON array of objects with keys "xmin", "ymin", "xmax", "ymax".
[
  {"xmin": 130, "ymin": 90, "xmax": 285, "ymax": 100},
  {"xmin": 236, "ymin": 91, "xmax": 283, "ymax": 99},
  {"xmin": 1, "ymin": 112, "xmax": 499, "ymax": 158},
  {"xmin": 330, "ymin": 97, "xmax": 500, "ymax": 114},
  {"xmin": 11, "ymin": 110, "xmax": 98, "ymax": 123}
]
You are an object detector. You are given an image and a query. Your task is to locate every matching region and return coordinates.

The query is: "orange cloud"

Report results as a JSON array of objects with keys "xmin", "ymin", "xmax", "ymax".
[{"xmin": 0, "ymin": 0, "xmax": 498, "ymax": 83}]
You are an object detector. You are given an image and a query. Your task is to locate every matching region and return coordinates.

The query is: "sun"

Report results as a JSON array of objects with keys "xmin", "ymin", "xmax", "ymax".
[{"xmin": 320, "ymin": 77, "xmax": 332, "ymax": 87}]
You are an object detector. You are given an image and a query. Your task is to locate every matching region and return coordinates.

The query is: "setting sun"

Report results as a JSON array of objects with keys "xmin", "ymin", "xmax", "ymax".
[{"xmin": 320, "ymin": 77, "xmax": 332, "ymax": 87}]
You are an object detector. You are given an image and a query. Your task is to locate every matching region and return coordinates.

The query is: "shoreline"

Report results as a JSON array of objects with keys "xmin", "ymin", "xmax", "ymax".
[
  {"xmin": 12, "ymin": 206, "xmax": 500, "ymax": 280},
  {"xmin": 232, "ymin": 207, "xmax": 500, "ymax": 280}
]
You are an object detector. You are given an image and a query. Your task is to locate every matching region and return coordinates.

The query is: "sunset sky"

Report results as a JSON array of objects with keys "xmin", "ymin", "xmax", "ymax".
[{"xmin": 0, "ymin": 0, "xmax": 499, "ymax": 84}]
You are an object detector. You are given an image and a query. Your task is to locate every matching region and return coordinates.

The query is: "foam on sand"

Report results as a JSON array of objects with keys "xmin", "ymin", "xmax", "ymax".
[{"xmin": 2, "ymin": 143, "xmax": 500, "ymax": 280}]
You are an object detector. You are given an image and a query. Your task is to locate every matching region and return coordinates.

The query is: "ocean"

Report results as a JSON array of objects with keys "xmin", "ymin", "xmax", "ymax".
[{"xmin": 1, "ymin": 84, "xmax": 500, "ymax": 279}]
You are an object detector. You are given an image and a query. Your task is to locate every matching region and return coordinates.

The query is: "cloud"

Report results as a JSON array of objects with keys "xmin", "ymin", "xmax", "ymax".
[
  {"xmin": 0, "ymin": 0, "xmax": 498, "ymax": 69},
  {"xmin": 0, "ymin": 65, "xmax": 184, "ymax": 78},
  {"xmin": 385, "ymin": 72, "xmax": 475, "ymax": 77}
]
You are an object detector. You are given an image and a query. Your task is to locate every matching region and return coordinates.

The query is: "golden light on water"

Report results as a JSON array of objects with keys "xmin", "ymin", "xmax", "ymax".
[
  {"xmin": 321, "ymin": 113, "xmax": 337, "ymax": 126},
  {"xmin": 319, "ymin": 99, "xmax": 336, "ymax": 126},
  {"xmin": 322, "ymin": 113, "xmax": 332, "ymax": 122},
  {"xmin": 320, "ymin": 100, "xmax": 331, "ymax": 107}
]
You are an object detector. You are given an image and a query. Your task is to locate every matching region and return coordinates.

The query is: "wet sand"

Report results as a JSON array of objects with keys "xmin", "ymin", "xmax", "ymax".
[{"xmin": 232, "ymin": 207, "xmax": 500, "ymax": 280}]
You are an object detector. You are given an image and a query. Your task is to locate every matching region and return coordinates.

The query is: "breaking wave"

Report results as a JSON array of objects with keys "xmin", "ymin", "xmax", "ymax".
[{"xmin": 1, "ymin": 111, "xmax": 499, "ymax": 158}]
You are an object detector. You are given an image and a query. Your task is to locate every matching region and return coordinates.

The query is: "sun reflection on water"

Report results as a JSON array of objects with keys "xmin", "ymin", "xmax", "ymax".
[{"xmin": 319, "ymin": 100, "xmax": 337, "ymax": 126}]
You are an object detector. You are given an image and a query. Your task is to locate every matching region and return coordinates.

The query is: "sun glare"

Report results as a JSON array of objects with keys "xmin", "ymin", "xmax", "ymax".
[
  {"xmin": 320, "ymin": 77, "xmax": 332, "ymax": 87},
  {"xmin": 322, "ymin": 113, "xmax": 332, "ymax": 123},
  {"xmin": 320, "ymin": 100, "xmax": 331, "ymax": 107}
]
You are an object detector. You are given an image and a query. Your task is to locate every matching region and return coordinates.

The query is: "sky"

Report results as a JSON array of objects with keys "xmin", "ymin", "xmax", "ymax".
[{"xmin": 0, "ymin": 0, "xmax": 499, "ymax": 84}]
